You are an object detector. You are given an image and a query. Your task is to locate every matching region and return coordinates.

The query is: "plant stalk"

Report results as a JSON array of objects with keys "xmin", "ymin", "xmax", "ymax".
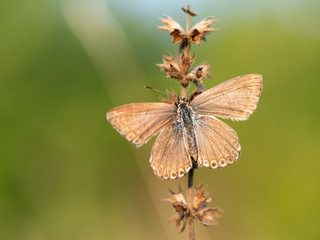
[{"xmin": 187, "ymin": 167, "xmax": 195, "ymax": 240}]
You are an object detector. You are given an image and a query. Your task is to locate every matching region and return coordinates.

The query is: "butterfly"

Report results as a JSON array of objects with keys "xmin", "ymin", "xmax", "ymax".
[{"xmin": 107, "ymin": 74, "xmax": 263, "ymax": 180}]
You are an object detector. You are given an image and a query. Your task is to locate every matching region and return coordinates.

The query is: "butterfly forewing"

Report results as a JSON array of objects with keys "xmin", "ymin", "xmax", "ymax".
[
  {"xmin": 194, "ymin": 116, "xmax": 241, "ymax": 169},
  {"xmin": 107, "ymin": 103, "xmax": 176, "ymax": 147},
  {"xmin": 191, "ymin": 74, "xmax": 263, "ymax": 120},
  {"xmin": 150, "ymin": 122, "xmax": 192, "ymax": 180}
]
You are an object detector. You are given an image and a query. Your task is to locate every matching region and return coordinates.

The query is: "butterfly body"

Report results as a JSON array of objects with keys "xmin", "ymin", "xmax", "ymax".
[
  {"xmin": 177, "ymin": 100, "xmax": 199, "ymax": 162},
  {"xmin": 178, "ymin": 101, "xmax": 194, "ymax": 127},
  {"xmin": 107, "ymin": 74, "xmax": 263, "ymax": 180}
]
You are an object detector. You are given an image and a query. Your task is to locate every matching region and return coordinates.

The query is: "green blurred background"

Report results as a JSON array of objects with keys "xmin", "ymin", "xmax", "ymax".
[{"xmin": 1, "ymin": 0, "xmax": 319, "ymax": 239}]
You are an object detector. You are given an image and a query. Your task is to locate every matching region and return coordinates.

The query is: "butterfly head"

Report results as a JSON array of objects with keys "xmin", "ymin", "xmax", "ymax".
[{"xmin": 178, "ymin": 98, "xmax": 189, "ymax": 108}]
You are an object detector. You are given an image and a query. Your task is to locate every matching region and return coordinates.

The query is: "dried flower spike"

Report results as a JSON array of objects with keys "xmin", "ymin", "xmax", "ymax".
[
  {"xmin": 158, "ymin": 15, "xmax": 217, "ymax": 49},
  {"xmin": 165, "ymin": 185, "xmax": 222, "ymax": 233},
  {"xmin": 156, "ymin": 53, "xmax": 184, "ymax": 79},
  {"xmin": 186, "ymin": 64, "xmax": 212, "ymax": 84},
  {"xmin": 156, "ymin": 52, "xmax": 195, "ymax": 85},
  {"xmin": 188, "ymin": 17, "xmax": 217, "ymax": 45},
  {"xmin": 107, "ymin": 5, "xmax": 263, "ymax": 240},
  {"xmin": 158, "ymin": 15, "xmax": 185, "ymax": 45}
]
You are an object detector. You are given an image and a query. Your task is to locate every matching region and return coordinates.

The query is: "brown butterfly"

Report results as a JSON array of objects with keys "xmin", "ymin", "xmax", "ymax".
[{"xmin": 107, "ymin": 74, "xmax": 263, "ymax": 180}]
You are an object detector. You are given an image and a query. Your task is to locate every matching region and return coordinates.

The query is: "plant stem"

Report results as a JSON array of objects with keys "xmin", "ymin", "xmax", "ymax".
[
  {"xmin": 187, "ymin": 168, "xmax": 195, "ymax": 240},
  {"xmin": 186, "ymin": 5, "xmax": 191, "ymax": 33},
  {"xmin": 183, "ymin": 6, "xmax": 195, "ymax": 239}
]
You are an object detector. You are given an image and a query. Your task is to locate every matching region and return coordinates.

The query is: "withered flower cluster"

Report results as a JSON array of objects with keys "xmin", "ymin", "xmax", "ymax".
[
  {"xmin": 158, "ymin": 15, "xmax": 216, "ymax": 49},
  {"xmin": 157, "ymin": 7, "xmax": 216, "ymax": 100},
  {"xmin": 164, "ymin": 184, "xmax": 222, "ymax": 233}
]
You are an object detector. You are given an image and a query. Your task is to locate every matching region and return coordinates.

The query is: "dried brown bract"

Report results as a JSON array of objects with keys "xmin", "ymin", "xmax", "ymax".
[
  {"xmin": 189, "ymin": 17, "xmax": 217, "ymax": 46},
  {"xmin": 158, "ymin": 15, "xmax": 217, "ymax": 49},
  {"xmin": 181, "ymin": 6, "xmax": 197, "ymax": 16},
  {"xmin": 156, "ymin": 53, "xmax": 184, "ymax": 79},
  {"xmin": 188, "ymin": 87, "xmax": 204, "ymax": 103},
  {"xmin": 181, "ymin": 53, "xmax": 195, "ymax": 75},
  {"xmin": 158, "ymin": 15, "xmax": 185, "ymax": 45},
  {"xmin": 159, "ymin": 89, "xmax": 178, "ymax": 105},
  {"xmin": 186, "ymin": 64, "xmax": 212, "ymax": 84},
  {"xmin": 165, "ymin": 184, "xmax": 222, "ymax": 233},
  {"xmin": 156, "ymin": 52, "xmax": 196, "ymax": 86}
]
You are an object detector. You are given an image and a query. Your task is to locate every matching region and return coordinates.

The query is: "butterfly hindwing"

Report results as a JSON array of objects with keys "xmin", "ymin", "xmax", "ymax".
[
  {"xmin": 194, "ymin": 116, "xmax": 241, "ymax": 169},
  {"xmin": 191, "ymin": 74, "xmax": 263, "ymax": 120},
  {"xmin": 150, "ymin": 122, "xmax": 193, "ymax": 180},
  {"xmin": 107, "ymin": 103, "xmax": 176, "ymax": 147}
]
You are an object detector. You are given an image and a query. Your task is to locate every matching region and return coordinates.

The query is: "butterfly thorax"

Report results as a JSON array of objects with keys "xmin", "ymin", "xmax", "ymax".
[
  {"xmin": 177, "ymin": 100, "xmax": 198, "ymax": 162},
  {"xmin": 179, "ymin": 104, "xmax": 193, "ymax": 128}
]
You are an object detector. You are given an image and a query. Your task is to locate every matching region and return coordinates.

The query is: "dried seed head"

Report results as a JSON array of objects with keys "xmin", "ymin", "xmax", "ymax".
[
  {"xmin": 157, "ymin": 53, "xmax": 194, "ymax": 80},
  {"xmin": 159, "ymin": 15, "xmax": 217, "ymax": 49},
  {"xmin": 189, "ymin": 17, "xmax": 217, "ymax": 46},
  {"xmin": 188, "ymin": 87, "xmax": 205, "ymax": 103},
  {"xmin": 186, "ymin": 64, "xmax": 212, "ymax": 84},
  {"xmin": 166, "ymin": 185, "xmax": 221, "ymax": 233},
  {"xmin": 180, "ymin": 52, "xmax": 195, "ymax": 75},
  {"xmin": 158, "ymin": 15, "xmax": 184, "ymax": 44},
  {"xmin": 168, "ymin": 213, "xmax": 187, "ymax": 233},
  {"xmin": 192, "ymin": 184, "xmax": 211, "ymax": 210},
  {"xmin": 167, "ymin": 187, "xmax": 187, "ymax": 206},
  {"xmin": 156, "ymin": 53, "xmax": 182, "ymax": 79},
  {"xmin": 196, "ymin": 207, "xmax": 222, "ymax": 226}
]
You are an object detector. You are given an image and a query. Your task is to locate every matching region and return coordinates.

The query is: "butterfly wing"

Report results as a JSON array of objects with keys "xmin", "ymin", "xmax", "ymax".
[
  {"xmin": 150, "ymin": 122, "xmax": 192, "ymax": 180},
  {"xmin": 191, "ymin": 74, "xmax": 263, "ymax": 120},
  {"xmin": 107, "ymin": 103, "xmax": 176, "ymax": 147},
  {"xmin": 194, "ymin": 116, "xmax": 241, "ymax": 169}
]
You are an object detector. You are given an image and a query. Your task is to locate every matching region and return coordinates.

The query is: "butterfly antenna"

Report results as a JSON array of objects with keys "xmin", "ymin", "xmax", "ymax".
[
  {"xmin": 185, "ymin": 78, "xmax": 195, "ymax": 97},
  {"xmin": 144, "ymin": 86, "xmax": 169, "ymax": 96}
]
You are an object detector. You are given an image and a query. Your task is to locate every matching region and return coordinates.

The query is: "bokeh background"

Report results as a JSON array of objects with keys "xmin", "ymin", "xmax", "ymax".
[{"xmin": 1, "ymin": 0, "xmax": 319, "ymax": 239}]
